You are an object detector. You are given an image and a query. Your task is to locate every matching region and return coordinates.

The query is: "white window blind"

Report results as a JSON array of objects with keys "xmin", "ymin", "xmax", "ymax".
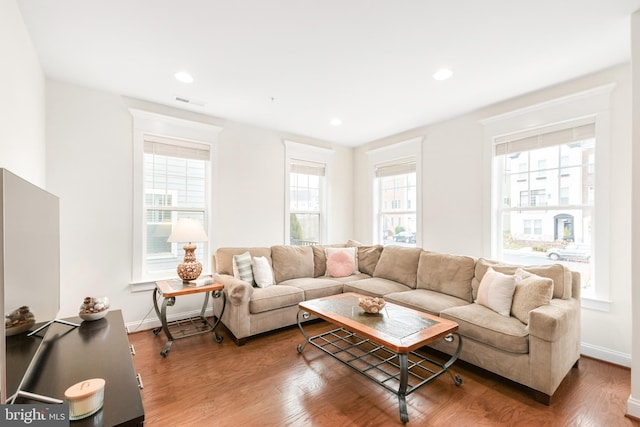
[
  {"xmin": 290, "ymin": 159, "xmax": 326, "ymax": 176},
  {"xmin": 495, "ymin": 122, "xmax": 595, "ymax": 156},
  {"xmin": 144, "ymin": 134, "xmax": 210, "ymax": 160},
  {"xmin": 375, "ymin": 160, "xmax": 416, "ymax": 178}
]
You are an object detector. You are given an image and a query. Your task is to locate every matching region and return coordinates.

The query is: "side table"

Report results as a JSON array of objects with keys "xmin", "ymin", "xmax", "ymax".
[{"xmin": 152, "ymin": 279, "xmax": 226, "ymax": 357}]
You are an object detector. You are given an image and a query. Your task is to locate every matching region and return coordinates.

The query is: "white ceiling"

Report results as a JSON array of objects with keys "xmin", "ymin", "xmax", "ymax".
[{"xmin": 17, "ymin": 0, "xmax": 640, "ymax": 146}]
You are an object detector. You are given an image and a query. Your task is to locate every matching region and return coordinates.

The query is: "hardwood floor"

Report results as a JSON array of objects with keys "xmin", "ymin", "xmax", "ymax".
[{"xmin": 129, "ymin": 321, "xmax": 640, "ymax": 426}]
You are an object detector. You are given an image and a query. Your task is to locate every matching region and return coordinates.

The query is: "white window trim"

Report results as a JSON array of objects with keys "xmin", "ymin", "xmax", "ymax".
[
  {"xmin": 283, "ymin": 140, "xmax": 334, "ymax": 245},
  {"xmin": 481, "ymin": 83, "xmax": 616, "ymax": 310},
  {"xmin": 367, "ymin": 137, "xmax": 423, "ymax": 246},
  {"xmin": 130, "ymin": 108, "xmax": 221, "ymax": 284}
]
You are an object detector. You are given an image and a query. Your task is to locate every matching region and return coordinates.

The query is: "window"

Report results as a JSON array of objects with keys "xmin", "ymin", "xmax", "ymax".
[
  {"xmin": 284, "ymin": 140, "xmax": 334, "ymax": 246},
  {"xmin": 495, "ymin": 121, "xmax": 595, "ymax": 288},
  {"xmin": 367, "ymin": 137, "xmax": 422, "ymax": 247},
  {"xmin": 375, "ymin": 161, "xmax": 417, "ymax": 246},
  {"xmin": 130, "ymin": 109, "xmax": 220, "ymax": 284},
  {"xmin": 143, "ymin": 136, "xmax": 209, "ymax": 277},
  {"xmin": 483, "ymin": 84, "xmax": 613, "ymax": 308},
  {"xmin": 289, "ymin": 160, "xmax": 324, "ymax": 245}
]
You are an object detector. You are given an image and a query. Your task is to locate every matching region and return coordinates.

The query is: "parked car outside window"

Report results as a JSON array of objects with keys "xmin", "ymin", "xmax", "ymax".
[{"xmin": 546, "ymin": 243, "xmax": 591, "ymax": 262}]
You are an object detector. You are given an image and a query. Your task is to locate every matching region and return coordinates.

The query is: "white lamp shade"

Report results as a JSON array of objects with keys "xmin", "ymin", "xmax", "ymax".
[{"xmin": 167, "ymin": 218, "xmax": 208, "ymax": 243}]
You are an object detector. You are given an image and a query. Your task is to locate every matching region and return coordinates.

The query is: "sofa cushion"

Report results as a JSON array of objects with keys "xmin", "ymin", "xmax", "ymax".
[
  {"xmin": 416, "ymin": 251, "xmax": 475, "ymax": 302},
  {"xmin": 249, "ymin": 285, "xmax": 304, "ymax": 314},
  {"xmin": 473, "ymin": 258, "xmax": 572, "ymax": 300},
  {"xmin": 215, "ymin": 247, "xmax": 272, "ymax": 276},
  {"xmin": 232, "ymin": 252, "xmax": 254, "ymax": 285},
  {"xmin": 511, "ymin": 268, "xmax": 554, "ymax": 325},
  {"xmin": 343, "ymin": 277, "xmax": 412, "ymax": 297},
  {"xmin": 440, "ymin": 304, "xmax": 529, "ymax": 354},
  {"xmin": 252, "ymin": 256, "xmax": 274, "ymax": 288},
  {"xmin": 476, "ymin": 267, "xmax": 517, "ymax": 317},
  {"xmin": 356, "ymin": 245, "xmax": 383, "ymax": 276},
  {"xmin": 372, "ymin": 246, "xmax": 422, "ymax": 288},
  {"xmin": 384, "ymin": 289, "xmax": 470, "ymax": 316},
  {"xmin": 312, "ymin": 244, "xmax": 345, "ymax": 277},
  {"xmin": 280, "ymin": 277, "xmax": 343, "ymax": 300},
  {"xmin": 325, "ymin": 247, "xmax": 358, "ymax": 277},
  {"xmin": 271, "ymin": 245, "xmax": 314, "ymax": 283}
]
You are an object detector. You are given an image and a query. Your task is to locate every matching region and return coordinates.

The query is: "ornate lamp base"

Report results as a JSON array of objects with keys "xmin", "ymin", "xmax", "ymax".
[{"xmin": 177, "ymin": 243, "xmax": 202, "ymax": 282}]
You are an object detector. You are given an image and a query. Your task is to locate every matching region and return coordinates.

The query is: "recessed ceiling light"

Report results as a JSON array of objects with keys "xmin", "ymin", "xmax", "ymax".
[
  {"xmin": 432, "ymin": 68, "xmax": 453, "ymax": 81},
  {"xmin": 174, "ymin": 71, "xmax": 194, "ymax": 83},
  {"xmin": 330, "ymin": 118, "xmax": 342, "ymax": 126}
]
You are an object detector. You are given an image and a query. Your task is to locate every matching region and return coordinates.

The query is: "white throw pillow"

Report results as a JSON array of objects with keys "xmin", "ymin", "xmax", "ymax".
[
  {"xmin": 252, "ymin": 256, "xmax": 274, "ymax": 288},
  {"xmin": 232, "ymin": 252, "xmax": 254, "ymax": 285},
  {"xmin": 475, "ymin": 267, "xmax": 516, "ymax": 317}
]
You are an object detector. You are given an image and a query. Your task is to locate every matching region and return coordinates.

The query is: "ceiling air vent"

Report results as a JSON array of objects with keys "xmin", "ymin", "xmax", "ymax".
[{"xmin": 174, "ymin": 96, "xmax": 206, "ymax": 107}]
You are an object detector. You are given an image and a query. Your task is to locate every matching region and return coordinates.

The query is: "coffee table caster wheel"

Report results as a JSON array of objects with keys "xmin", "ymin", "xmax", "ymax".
[
  {"xmin": 454, "ymin": 374, "xmax": 462, "ymax": 386},
  {"xmin": 297, "ymin": 344, "xmax": 304, "ymax": 353},
  {"xmin": 214, "ymin": 332, "xmax": 223, "ymax": 343},
  {"xmin": 152, "ymin": 327, "xmax": 161, "ymax": 335}
]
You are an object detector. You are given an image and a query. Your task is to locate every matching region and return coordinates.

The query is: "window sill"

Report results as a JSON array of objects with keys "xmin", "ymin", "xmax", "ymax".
[
  {"xmin": 129, "ymin": 281, "xmax": 156, "ymax": 292},
  {"xmin": 580, "ymin": 294, "xmax": 611, "ymax": 312}
]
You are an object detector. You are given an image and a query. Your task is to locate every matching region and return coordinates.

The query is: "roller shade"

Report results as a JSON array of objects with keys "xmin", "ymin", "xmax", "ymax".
[
  {"xmin": 495, "ymin": 122, "xmax": 595, "ymax": 156},
  {"xmin": 375, "ymin": 160, "xmax": 416, "ymax": 178},
  {"xmin": 290, "ymin": 159, "xmax": 325, "ymax": 176},
  {"xmin": 144, "ymin": 134, "xmax": 210, "ymax": 161}
]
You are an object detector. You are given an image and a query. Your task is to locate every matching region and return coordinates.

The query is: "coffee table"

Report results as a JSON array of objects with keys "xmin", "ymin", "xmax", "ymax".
[{"xmin": 296, "ymin": 292, "xmax": 462, "ymax": 423}]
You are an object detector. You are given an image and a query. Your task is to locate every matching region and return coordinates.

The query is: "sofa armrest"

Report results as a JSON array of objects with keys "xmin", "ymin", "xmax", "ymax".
[
  {"xmin": 528, "ymin": 298, "xmax": 579, "ymax": 341},
  {"xmin": 213, "ymin": 273, "xmax": 254, "ymax": 306}
]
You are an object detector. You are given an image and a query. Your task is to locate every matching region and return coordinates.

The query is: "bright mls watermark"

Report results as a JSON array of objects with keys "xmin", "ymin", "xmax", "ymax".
[{"xmin": 1, "ymin": 405, "xmax": 69, "ymax": 426}]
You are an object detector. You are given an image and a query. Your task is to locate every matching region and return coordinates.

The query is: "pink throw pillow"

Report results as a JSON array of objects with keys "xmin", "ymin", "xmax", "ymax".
[{"xmin": 326, "ymin": 251, "xmax": 355, "ymax": 278}]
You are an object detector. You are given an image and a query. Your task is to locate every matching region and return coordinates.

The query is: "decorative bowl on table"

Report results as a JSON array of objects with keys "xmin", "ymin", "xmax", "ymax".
[
  {"xmin": 79, "ymin": 297, "xmax": 110, "ymax": 321},
  {"xmin": 5, "ymin": 305, "xmax": 35, "ymax": 336},
  {"xmin": 358, "ymin": 296, "xmax": 386, "ymax": 314},
  {"xmin": 4, "ymin": 305, "xmax": 36, "ymax": 337}
]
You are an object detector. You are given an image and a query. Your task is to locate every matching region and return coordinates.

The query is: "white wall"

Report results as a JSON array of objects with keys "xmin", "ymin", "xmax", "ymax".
[
  {"xmin": 45, "ymin": 80, "xmax": 353, "ymax": 327},
  {"xmin": 354, "ymin": 64, "xmax": 633, "ymax": 364},
  {"xmin": 0, "ymin": 0, "xmax": 46, "ymax": 187}
]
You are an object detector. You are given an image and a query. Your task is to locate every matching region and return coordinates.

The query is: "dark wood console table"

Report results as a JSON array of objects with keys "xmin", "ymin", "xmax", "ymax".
[{"xmin": 7, "ymin": 310, "xmax": 144, "ymax": 426}]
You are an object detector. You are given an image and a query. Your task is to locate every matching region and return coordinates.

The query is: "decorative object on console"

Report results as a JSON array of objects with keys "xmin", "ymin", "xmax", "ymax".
[
  {"xmin": 358, "ymin": 296, "xmax": 386, "ymax": 314},
  {"xmin": 64, "ymin": 378, "xmax": 106, "ymax": 420},
  {"xmin": 5, "ymin": 305, "xmax": 35, "ymax": 336},
  {"xmin": 79, "ymin": 297, "xmax": 110, "ymax": 321},
  {"xmin": 167, "ymin": 218, "xmax": 208, "ymax": 282}
]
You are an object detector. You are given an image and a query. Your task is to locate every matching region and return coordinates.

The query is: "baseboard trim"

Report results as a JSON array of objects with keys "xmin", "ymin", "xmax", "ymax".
[
  {"xmin": 581, "ymin": 342, "xmax": 631, "ymax": 367},
  {"xmin": 627, "ymin": 396, "xmax": 640, "ymax": 419}
]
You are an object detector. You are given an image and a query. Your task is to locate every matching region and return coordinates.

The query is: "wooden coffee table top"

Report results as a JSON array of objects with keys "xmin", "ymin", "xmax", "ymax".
[{"xmin": 299, "ymin": 292, "xmax": 458, "ymax": 353}]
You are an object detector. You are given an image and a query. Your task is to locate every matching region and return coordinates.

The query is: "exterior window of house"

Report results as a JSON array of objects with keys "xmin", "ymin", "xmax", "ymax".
[
  {"xmin": 289, "ymin": 160, "xmax": 324, "ymax": 245},
  {"xmin": 130, "ymin": 109, "xmax": 220, "ymax": 284},
  {"xmin": 376, "ymin": 161, "xmax": 417, "ymax": 246},
  {"xmin": 484, "ymin": 84, "xmax": 613, "ymax": 307},
  {"xmin": 494, "ymin": 121, "xmax": 595, "ymax": 289},
  {"xmin": 284, "ymin": 140, "xmax": 333, "ymax": 246},
  {"xmin": 143, "ymin": 136, "xmax": 210, "ymax": 278}
]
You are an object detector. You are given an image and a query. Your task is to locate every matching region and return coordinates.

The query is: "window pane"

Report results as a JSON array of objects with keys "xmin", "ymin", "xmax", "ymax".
[
  {"xmin": 498, "ymin": 137, "xmax": 594, "ymax": 290},
  {"xmin": 290, "ymin": 170, "xmax": 323, "ymax": 246},
  {"xmin": 378, "ymin": 171, "xmax": 417, "ymax": 247},
  {"xmin": 290, "ymin": 213, "xmax": 319, "ymax": 245},
  {"xmin": 145, "ymin": 150, "xmax": 208, "ymax": 276}
]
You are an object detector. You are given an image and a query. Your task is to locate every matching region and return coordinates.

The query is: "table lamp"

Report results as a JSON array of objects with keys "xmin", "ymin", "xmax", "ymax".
[{"xmin": 167, "ymin": 218, "xmax": 208, "ymax": 282}]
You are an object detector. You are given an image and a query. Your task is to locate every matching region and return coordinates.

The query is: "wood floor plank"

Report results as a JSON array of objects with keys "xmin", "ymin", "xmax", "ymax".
[{"xmin": 129, "ymin": 320, "xmax": 640, "ymax": 426}]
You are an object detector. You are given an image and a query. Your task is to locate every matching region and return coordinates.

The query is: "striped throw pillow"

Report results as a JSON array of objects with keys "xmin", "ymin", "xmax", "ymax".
[{"xmin": 233, "ymin": 252, "xmax": 254, "ymax": 285}]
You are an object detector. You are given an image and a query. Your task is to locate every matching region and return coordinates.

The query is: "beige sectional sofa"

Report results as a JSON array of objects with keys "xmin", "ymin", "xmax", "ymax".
[{"xmin": 211, "ymin": 242, "xmax": 581, "ymax": 404}]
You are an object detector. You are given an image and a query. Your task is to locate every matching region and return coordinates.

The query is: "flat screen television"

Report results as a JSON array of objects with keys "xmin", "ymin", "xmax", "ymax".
[{"xmin": 0, "ymin": 168, "xmax": 61, "ymax": 404}]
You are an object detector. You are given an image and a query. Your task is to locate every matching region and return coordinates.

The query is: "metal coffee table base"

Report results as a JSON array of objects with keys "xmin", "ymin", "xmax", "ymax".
[{"xmin": 296, "ymin": 311, "xmax": 462, "ymax": 423}]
